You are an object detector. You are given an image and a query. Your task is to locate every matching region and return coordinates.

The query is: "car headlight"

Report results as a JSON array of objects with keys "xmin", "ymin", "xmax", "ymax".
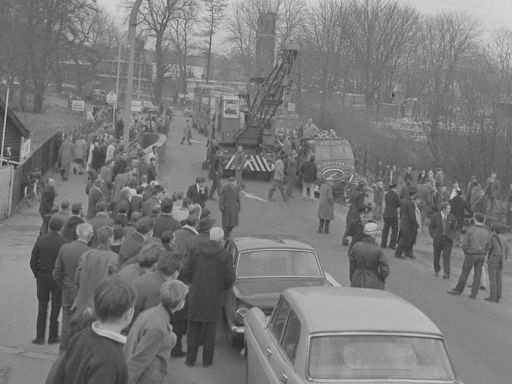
[{"xmin": 235, "ymin": 306, "xmax": 250, "ymax": 325}]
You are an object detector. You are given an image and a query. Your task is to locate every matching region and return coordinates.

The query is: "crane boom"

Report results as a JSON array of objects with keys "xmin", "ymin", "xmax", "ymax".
[{"xmin": 236, "ymin": 48, "xmax": 298, "ymax": 146}]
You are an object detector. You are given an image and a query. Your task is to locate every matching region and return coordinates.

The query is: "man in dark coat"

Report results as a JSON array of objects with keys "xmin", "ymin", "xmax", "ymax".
[
  {"xmin": 39, "ymin": 178, "xmax": 57, "ymax": 234},
  {"xmin": 86, "ymin": 179, "xmax": 104, "ymax": 220},
  {"xmin": 91, "ymin": 141, "xmax": 106, "ymax": 173},
  {"xmin": 153, "ymin": 197, "xmax": 182, "ymax": 239},
  {"xmin": 299, "ymin": 155, "xmax": 317, "ymax": 200},
  {"xmin": 344, "ymin": 205, "xmax": 374, "ymax": 280},
  {"xmin": 142, "ymin": 184, "xmax": 165, "ymax": 218},
  {"xmin": 342, "ymin": 180, "xmax": 366, "ymax": 245},
  {"xmin": 62, "ymin": 202, "xmax": 85, "ymax": 241},
  {"xmin": 350, "ymin": 222, "xmax": 389, "ymax": 290},
  {"xmin": 381, "ymin": 184, "xmax": 400, "ymax": 249},
  {"xmin": 88, "ymin": 201, "xmax": 114, "ymax": 246},
  {"xmin": 52, "ymin": 223, "xmax": 92, "ymax": 351},
  {"xmin": 449, "ymin": 190, "xmax": 472, "ymax": 246},
  {"xmin": 30, "ymin": 216, "xmax": 68, "ymax": 344},
  {"xmin": 219, "ymin": 177, "xmax": 240, "ymax": 240},
  {"xmin": 181, "ymin": 227, "xmax": 235, "ymax": 367},
  {"xmin": 147, "ymin": 157, "xmax": 158, "ymax": 183},
  {"xmin": 186, "ymin": 176, "xmax": 209, "ymax": 209},
  {"xmin": 394, "ymin": 187, "xmax": 419, "ymax": 259},
  {"xmin": 429, "ymin": 202, "xmax": 458, "ymax": 279},
  {"xmin": 118, "ymin": 217, "xmax": 153, "ymax": 268}
]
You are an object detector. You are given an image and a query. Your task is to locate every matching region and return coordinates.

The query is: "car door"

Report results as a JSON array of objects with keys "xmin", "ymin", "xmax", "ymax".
[
  {"xmin": 269, "ymin": 308, "xmax": 302, "ymax": 384},
  {"xmin": 247, "ymin": 296, "xmax": 290, "ymax": 384}
]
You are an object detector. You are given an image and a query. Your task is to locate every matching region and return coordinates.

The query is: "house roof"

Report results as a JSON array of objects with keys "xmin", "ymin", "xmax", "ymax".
[{"xmin": 0, "ymin": 96, "xmax": 31, "ymax": 138}]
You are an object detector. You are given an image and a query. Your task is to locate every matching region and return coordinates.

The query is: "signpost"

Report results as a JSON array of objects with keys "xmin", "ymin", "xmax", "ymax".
[
  {"xmin": 287, "ymin": 102, "xmax": 295, "ymax": 112},
  {"xmin": 131, "ymin": 100, "xmax": 143, "ymax": 113}
]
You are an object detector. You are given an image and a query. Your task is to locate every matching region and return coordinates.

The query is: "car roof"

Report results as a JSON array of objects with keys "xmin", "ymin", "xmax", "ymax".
[
  {"xmin": 233, "ymin": 235, "xmax": 316, "ymax": 252},
  {"xmin": 285, "ymin": 287, "xmax": 442, "ymax": 336}
]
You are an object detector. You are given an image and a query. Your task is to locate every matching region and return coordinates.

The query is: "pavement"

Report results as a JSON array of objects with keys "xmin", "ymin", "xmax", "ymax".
[{"xmin": 1, "ymin": 112, "xmax": 511, "ymax": 384}]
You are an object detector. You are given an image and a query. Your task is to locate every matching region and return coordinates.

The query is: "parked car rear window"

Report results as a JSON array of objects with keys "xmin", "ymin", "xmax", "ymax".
[
  {"xmin": 237, "ymin": 250, "xmax": 322, "ymax": 278},
  {"xmin": 308, "ymin": 335, "xmax": 455, "ymax": 381}
]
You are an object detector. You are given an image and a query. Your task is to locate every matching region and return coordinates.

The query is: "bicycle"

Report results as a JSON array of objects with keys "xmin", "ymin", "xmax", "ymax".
[{"xmin": 23, "ymin": 169, "xmax": 43, "ymax": 207}]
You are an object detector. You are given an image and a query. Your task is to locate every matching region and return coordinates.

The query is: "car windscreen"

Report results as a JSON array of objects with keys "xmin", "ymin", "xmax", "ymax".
[
  {"xmin": 237, "ymin": 250, "xmax": 323, "ymax": 278},
  {"xmin": 308, "ymin": 334, "xmax": 455, "ymax": 381}
]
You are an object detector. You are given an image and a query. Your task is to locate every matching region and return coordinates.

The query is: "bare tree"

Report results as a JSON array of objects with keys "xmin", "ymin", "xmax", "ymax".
[
  {"xmin": 201, "ymin": 0, "xmax": 227, "ymax": 83},
  {"xmin": 416, "ymin": 12, "xmax": 481, "ymax": 163},
  {"xmin": 489, "ymin": 28, "xmax": 512, "ymax": 99},
  {"xmin": 168, "ymin": 0, "xmax": 198, "ymax": 95},
  {"xmin": 346, "ymin": 0, "xmax": 419, "ymax": 107}
]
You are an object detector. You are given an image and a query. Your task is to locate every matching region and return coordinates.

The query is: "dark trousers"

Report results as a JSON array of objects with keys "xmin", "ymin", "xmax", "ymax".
[
  {"xmin": 223, "ymin": 226, "xmax": 234, "ymax": 240},
  {"xmin": 381, "ymin": 216, "xmax": 398, "ymax": 248},
  {"xmin": 433, "ymin": 236, "xmax": 453, "ymax": 275},
  {"xmin": 488, "ymin": 264, "xmax": 502, "ymax": 301},
  {"xmin": 60, "ymin": 305, "xmax": 74, "ymax": 352},
  {"xmin": 454, "ymin": 254, "xmax": 486, "ymax": 296},
  {"xmin": 318, "ymin": 219, "xmax": 330, "ymax": 233},
  {"xmin": 186, "ymin": 320, "xmax": 217, "ymax": 365},
  {"xmin": 209, "ymin": 176, "xmax": 222, "ymax": 199},
  {"xmin": 268, "ymin": 180, "xmax": 287, "ymax": 201},
  {"xmin": 286, "ymin": 177, "xmax": 296, "ymax": 198},
  {"xmin": 36, "ymin": 278, "xmax": 62, "ymax": 340},
  {"xmin": 394, "ymin": 231, "xmax": 415, "ymax": 258}
]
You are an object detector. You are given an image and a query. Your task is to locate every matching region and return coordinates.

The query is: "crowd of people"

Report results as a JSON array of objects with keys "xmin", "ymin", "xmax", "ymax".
[
  {"xmin": 32, "ymin": 128, "xmax": 243, "ymax": 384},
  {"xmin": 342, "ymin": 168, "xmax": 509, "ymax": 302}
]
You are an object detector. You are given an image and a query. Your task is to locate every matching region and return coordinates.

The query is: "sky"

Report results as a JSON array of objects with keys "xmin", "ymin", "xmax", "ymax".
[{"xmin": 99, "ymin": 0, "xmax": 512, "ymax": 37}]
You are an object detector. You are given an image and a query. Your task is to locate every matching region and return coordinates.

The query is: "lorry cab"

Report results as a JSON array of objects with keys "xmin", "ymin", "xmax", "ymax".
[{"xmin": 300, "ymin": 137, "xmax": 355, "ymax": 194}]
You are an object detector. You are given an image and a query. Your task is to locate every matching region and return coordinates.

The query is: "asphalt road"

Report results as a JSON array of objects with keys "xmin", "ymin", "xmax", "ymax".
[
  {"xmin": 0, "ymin": 112, "xmax": 510, "ymax": 384},
  {"xmin": 160, "ymin": 113, "xmax": 512, "ymax": 384}
]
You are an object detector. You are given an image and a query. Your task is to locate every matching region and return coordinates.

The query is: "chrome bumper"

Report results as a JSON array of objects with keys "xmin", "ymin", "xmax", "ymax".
[{"xmin": 231, "ymin": 325, "xmax": 245, "ymax": 335}]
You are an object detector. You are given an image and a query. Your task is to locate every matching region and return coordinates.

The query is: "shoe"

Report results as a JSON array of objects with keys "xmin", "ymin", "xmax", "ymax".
[
  {"xmin": 341, "ymin": 240, "xmax": 349, "ymax": 246},
  {"xmin": 48, "ymin": 336, "xmax": 61, "ymax": 344},
  {"xmin": 171, "ymin": 350, "xmax": 187, "ymax": 358},
  {"xmin": 203, "ymin": 362, "xmax": 213, "ymax": 367},
  {"xmin": 469, "ymin": 294, "xmax": 476, "ymax": 299},
  {"xmin": 443, "ymin": 274, "xmax": 450, "ymax": 279},
  {"xmin": 317, "ymin": 230, "xmax": 323, "ymax": 233},
  {"xmin": 484, "ymin": 297, "xmax": 497, "ymax": 302},
  {"xmin": 324, "ymin": 231, "xmax": 329, "ymax": 234},
  {"xmin": 32, "ymin": 337, "xmax": 44, "ymax": 345},
  {"xmin": 185, "ymin": 361, "xmax": 195, "ymax": 367},
  {"xmin": 447, "ymin": 289, "xmax": 461, "ymax": 295},
  {"xmin": 406, "ymin": 254, "xmax": 415, "ymax": 259},
  {"xmin": 381, "ymin": 245, "xmax": 387, "ymax": 249},
  {"xmin": 434, "ymin": 271, "xmax": 439, "ymax": 277},
  {"xmin": 289, "ymin": 195, "xmax": 295, "ymax": 198},
  {"xmin": 480, "ymin": 286, "xmax": 486, "ymax": 291}
]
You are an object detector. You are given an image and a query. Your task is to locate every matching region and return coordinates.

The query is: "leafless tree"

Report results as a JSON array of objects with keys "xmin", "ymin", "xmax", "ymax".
[
  {"xmin": 168, "ymin": 0, "xmax": 198, "ymax": 94},
  {"xmin": 346, "ymin": 0, "xmax": 419, "ymax": 107},
  {"xmin": 200, "ymin": 0, "xmax": 227, "ymax": 83},
  {"xmin": 489, "ymin": 28, "xmax": 512, "ymax": 99}
]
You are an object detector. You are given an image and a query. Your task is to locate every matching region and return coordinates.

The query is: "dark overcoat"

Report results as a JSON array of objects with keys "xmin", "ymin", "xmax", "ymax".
[
  {"xmin": 317, "ymin": 183, "xmax": 334, "ymax": 220},
  {"xmin": 219, "ymin": 183, "xmax": 240, "ymax": 227},
  {"xmin": 346, "ymin": 187, "xmax": 365, "ymax": 225},
  {"xmin": 398, "ymin": 197, "xmax": 419, "ymax": 247},
  {"xmin": 350, "ymin": 238, "xmax": 389, "ymax": 290},
  {"xmin": 181, "ymin": 241, "xmax": 235, "ymax": 323}
]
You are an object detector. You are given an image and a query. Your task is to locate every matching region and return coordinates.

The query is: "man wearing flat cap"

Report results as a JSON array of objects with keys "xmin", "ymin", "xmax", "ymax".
[{"xmin": 394, "ymin": 186, "xmax": 419, "ymax": 259}]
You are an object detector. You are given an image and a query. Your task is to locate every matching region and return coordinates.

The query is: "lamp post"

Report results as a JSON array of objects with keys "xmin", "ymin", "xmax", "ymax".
[{"xmin": 122, "ymin": 0, "xmax": 143, "ymax": 149}]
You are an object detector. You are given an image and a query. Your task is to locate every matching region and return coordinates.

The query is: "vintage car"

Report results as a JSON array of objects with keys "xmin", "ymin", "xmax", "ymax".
[
  {"xmin": 222, "ymin": 235, "xmax": 338, "ymax": 345},
  {"xmin": 245, "ymin": 287, "xmax": 463, "ymax": 384}
]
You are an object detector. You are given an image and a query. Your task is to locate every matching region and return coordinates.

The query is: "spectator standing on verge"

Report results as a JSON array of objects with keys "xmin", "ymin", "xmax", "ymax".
[
  {"xmin": 208, "ymin": 149, "xmax": 223, "ymax": 201},
  {"xmin": 449, "ymin": 190, "xmax": 472, "ymax": 246},
  {"xmin": 39, "ymin": 178, "xmax": 57, "ymax": 234},
  {"xmin": 30, "ymin": 216, "xmax": 68, "ymax": 345},
  {"xmin": 448, "ymin": 213, "xmax": 491, "ymax": 299},
  {"xmin": 50, "ymin": 278, "xmax": 136, "ymax": 384},
  {"xmin": 52, "ymin": 223, "xmax": 93, "ymax": 351},
  {"xmin": 350, "ymin": 222, "xmax": 389, "ymax": 290},
  {"xmin": 485, "ymin": 225, "xmax": 508, "ymax": 303},
  {"xmin": 285, "ymin": 150, "xmax": 298, "ymax": 199},
  {"xmin": 381, "ymin": 184, "xmax": 400, "ymax": 249},
  {"xmin": 219, "ymin": 176, "xmax": 241, "ymax": 240},
  {"xmin": 181, "ymin": 227, "xmax": 235, "ymax": 367},
  {"xmin": 299, "ymin": 155, "xmax": 317, "ymax": 201},
  {"xmin": 153, "ymin": 197, "xmax": 182, "ymax": 239},
  {"xmin": 429, "ymin": 202, "xmax": 458, "ymax": 279},
  {"xmin": 124, "ymin": 281, "xmax": 189, "ymax": 384},
  {"xmin": 373, "ymin": 181, "xmax": 384, "ymax": 221},
  {"xmin": 485, "ymin": 172, "xmax": 501, "ymax": 212}
]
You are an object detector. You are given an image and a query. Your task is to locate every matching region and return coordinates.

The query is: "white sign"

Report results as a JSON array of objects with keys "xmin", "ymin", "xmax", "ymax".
[
  {"xmin": 71, "ymin": 100, "xmax": 85, "ymax": 112},
  {"xmin": 131, "ymin": 100, "xmax": 143, "ymax": 113},
  {"xmin": 19, "ymin": 137, "xmax": 31, "ymax": 162},
  {"xmin": 106, "ymin": 92, "xmax": 117, "ymax": 105},
  {"xmin": 287, "ymin": 102, "xmax": 296, "ymax": 112},
  {"xmin": 223, "ymin": 99, "xmax": 240, "ymax": 119}
]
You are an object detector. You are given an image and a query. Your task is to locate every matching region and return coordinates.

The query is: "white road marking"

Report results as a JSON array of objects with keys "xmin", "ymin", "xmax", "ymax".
[
  {"xmin": 189, "ymin": 139, "xmax": 206, "ymax": 144},
  {"xmin": 241, "ymin": 191, "xmax": 268, "ymax": 202}
]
